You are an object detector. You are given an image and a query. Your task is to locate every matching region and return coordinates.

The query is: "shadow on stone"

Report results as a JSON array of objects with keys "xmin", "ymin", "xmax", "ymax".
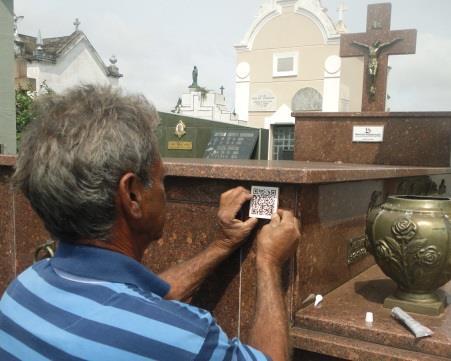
[{"xmin": 354, "ymin": 279, "xmax": 396, "ymax": 304}]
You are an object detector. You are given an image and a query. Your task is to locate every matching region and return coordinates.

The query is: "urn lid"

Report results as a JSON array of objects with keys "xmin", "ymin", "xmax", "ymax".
[{"xmin": 385, "ymin": 195, "xmax": 451, "ymax": 212}]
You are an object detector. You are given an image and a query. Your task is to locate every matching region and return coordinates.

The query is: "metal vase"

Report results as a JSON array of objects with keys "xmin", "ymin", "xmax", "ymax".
[{"xmin": 366, "ymin": 195, "xmax": 451, "ymax": 315}]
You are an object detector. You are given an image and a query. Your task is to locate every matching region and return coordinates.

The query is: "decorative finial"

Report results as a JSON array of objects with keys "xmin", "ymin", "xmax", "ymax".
[
  {"xmin": 73, "ymin": 18, "xmax": 81, "ymax": 32},
  {"xmin": 36, "ymin": 30, "xmax": 43, "ymax": 51},
  {"xmin": 335, "ymin": 1, "xmax": 348, "ymax": 33},
  {"xmin": 220, "ymin": 86, "xmax": 225, "ymax": 95},
  {"xmin": 107, "ymin": 55, "xmax": 123, "ymax": 78},
  {"xmin": 13, "ymin": 14, "xmax": 24, "ymax": 37},
  {"xmin": 109, "ymin": 55, "xmax": 117, "ymax": 65},
  {"xmin": 337, "ymin": 1, "xmax": 348, "ymax": 22}
]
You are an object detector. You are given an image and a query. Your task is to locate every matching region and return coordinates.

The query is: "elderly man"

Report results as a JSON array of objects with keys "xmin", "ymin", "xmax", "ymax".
[{"xmin": 0, "ymin": 85, "xmax": 300, "ymax": 361}]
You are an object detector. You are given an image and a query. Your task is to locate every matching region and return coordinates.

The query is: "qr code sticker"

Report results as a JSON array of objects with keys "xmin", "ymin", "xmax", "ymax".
[{"xmin": 249, "ymin": 186, "xmax": 279, "ymax": 219}]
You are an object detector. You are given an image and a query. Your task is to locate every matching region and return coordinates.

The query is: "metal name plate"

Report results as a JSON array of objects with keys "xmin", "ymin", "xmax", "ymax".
[
  {"xmin": 352, "ymin": 126, "xmax": 384, "ymax": 142},
  {"xmin": 167, "ymin": 141, "xmax": 193, "ymax": 150},
  {"xmin": 347, "ymin": 235, "xmax": 369, "ymax": 264}
]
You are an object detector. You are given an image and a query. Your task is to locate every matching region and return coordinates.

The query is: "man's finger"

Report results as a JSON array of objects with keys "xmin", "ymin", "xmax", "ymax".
[
  {"xmin": 244, "ymin": 217, "xmax": 258, "ymax": 229},
  {"xmin": 229, "ymin": 186, "xmax": 249, "ymax": 198},
  {"xmin": 270, "ymin": 212, "xmax": 281, "ymax": 227},
  {"xmin": 221, "ymin": 188, "xmax": 235, "ymax": 199},
  {"xmin": 279, "ymin": 209, "xmax": 294, "ymax": 224}
]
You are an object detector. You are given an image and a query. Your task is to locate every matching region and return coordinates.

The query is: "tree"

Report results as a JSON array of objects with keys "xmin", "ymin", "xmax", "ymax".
[
  {"xmin": 15, "ymin": 82, "xmax": 54, "ymax": 149},
  {"xmin": 15, "ymin": 89, "xmax": 34, "ymax": 146}
]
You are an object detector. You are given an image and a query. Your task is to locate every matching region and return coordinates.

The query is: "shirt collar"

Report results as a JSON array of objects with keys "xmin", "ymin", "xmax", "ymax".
[{"xmin": 50, "ymin": 242, "xmax": 170, "ymax": 298}]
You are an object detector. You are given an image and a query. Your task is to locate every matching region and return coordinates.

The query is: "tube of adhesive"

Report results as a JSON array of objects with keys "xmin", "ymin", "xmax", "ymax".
[{"xmin": 391, "ymin": 307, "xmax": 433, "ymax": 338}]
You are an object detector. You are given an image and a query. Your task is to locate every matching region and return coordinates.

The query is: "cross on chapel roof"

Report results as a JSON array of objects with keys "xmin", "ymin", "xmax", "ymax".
[{"xmin": 73, "ymin": 18, "xmax": 81, "ymax": 32}]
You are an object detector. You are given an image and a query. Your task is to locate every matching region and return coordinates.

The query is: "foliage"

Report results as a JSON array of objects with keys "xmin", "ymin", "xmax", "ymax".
[
  {"xmin": 15, "ymin": 89, "xmax": 34, "ymax": 145},
  {"xmin": 15, "ymin": 82, "xmax": 55, "ymax": 149}
]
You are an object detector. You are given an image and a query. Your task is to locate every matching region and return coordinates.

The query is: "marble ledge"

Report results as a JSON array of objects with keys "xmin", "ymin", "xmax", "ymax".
[
  {"xmin": 163, "ymin": 158, "xmax": 451, "ymax": 184},
  {"xmin": 294, "ymin": 266, "xmax": 451, "ymax": 360},
  {"xmin": 293, "ymin": 111, "xmax": 451, "ymax": 119},
  {"xmin": 3, "ymin": 155, "xmax": 451, "ymax": 185},
  {"xmin": 0, "ymin": 155, "xmax": 16, "ymax": 167}
]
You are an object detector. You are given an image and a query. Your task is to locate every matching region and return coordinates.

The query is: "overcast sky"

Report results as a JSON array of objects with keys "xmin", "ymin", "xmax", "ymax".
[{"xmin": 14, "ymin": 0, "xmax": 451, "ymax": 112}]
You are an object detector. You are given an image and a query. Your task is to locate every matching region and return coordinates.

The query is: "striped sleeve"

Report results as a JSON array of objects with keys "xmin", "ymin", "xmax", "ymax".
[{"xmin": 193, "ymin": 316, "xmax": 271, "ymax": 361}]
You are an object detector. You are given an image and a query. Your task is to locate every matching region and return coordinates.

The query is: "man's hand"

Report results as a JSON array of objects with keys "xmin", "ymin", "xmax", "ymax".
[
  {"xmin": 160, "ymin": 186, "xmax": 258, "ymax": 301},
  {"xmin": 256, "ymin": 209, "xmax": 300, "ymax": 268},
  {"xmin": 248, "ymin": 210, "xmax": 300, "ymax": 361},
  {"xmin": 216, "ymin": 187, "xmax": 258, "ymax": 251}
]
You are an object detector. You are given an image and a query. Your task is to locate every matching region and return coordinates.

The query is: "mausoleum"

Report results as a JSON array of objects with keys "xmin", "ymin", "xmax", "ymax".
[
  {"xmin": 14, "ymin": 17, "xmax": 122, "ymax": 93},
  {"xmin": 234, "ymin": 0, "xmax": 363, "ymax": 160}
]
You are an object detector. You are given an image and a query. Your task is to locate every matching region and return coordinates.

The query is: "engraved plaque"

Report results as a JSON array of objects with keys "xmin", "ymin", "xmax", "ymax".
[
  {"xmin": 347, "ymin": 235, "xmax": 369, "ymax": 264},
  {"xmin": 250, "ymin": 89, "xmax": 277, "ymax": 112},
  {"xmin": 167, "ymin": 141, "xmax": 193, "ymax": 150}
]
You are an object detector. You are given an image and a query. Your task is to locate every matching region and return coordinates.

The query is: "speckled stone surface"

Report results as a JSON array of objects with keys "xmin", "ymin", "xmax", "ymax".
[
  {"xmin": 0, "ymin": 155, "xmax": 16, "ymax": 167},
  {"xmin": 13, "ymin": 191, "xmax": 48, "ymax": 274},
  {"xmin": 294, "ymin": 112, "xmax": 451, "ymax": 167},
  {"xmin": 163, "ymin": 157, "xmax": 451, "ymax": 184},
  {"xmin": 293, "ymin": 182, "xmax": 379, "ymax": 311},
  {"xmin": 0, "ymin": 167, "xmax": 16, "ymax": 294},
  {"xmin": 0, "ymin": 164, "xmax": 49, "ymax": 292},
  {"xmin": 294, "ymin": 265, "xmax": 451, "ymax": 360},
  {"xmin": 2, "ymin": 155, "xmax": 451, "ymax": 359}
]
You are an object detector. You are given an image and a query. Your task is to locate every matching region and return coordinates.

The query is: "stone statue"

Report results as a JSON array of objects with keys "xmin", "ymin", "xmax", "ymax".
[
  {"xmin": 352, "ymin": 38, "xmax": 402, "ymax": 97},
  {"xmin": 172, "ymin": 97, "xmax": 182, "ymax": 114},
  {"xmin": 190, "ymin": 66, "xmax": 198, "ymax": 88}
]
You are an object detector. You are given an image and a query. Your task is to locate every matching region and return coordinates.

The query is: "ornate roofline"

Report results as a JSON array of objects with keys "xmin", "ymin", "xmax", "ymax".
[
  {"xmin": 234, "ymin": 4, "xmax": 282, "ymax": 52},
  {"xmin": 295, "ymin": 0, "xmax": 340, "ymax": 43},
  {"xmin": 17, "ymin": 31, "xmax": 122, "ymax": 78},
  {"xmin": 235, "ymin": 0, "xmax": 340, "ymax": 52}
]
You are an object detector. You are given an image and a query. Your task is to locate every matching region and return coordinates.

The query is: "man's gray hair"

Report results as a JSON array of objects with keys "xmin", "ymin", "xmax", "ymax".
[{"xmin": 13, "ymin": 85, "xmax": 160, "ymax": 243}]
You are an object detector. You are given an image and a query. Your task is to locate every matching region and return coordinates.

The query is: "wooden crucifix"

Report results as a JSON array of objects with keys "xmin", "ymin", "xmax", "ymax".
[{"xmin": 340, "ymin": 3, "xmax": 417, "ymax": 112}]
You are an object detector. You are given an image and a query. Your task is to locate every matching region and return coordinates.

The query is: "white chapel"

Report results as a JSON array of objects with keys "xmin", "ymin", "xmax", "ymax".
[
  {"xmin": 14, "ymin": 18, "xmax": 122, "ymax": 93},
  {"xmin": 234, "ymin": 0, "xmax": 363, "ymax": 159}
]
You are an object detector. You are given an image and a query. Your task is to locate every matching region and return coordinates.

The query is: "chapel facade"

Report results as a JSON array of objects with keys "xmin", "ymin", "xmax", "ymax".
[{"xmin": 234, "ymin": 0, "xmax": 363, "ymax": 159}]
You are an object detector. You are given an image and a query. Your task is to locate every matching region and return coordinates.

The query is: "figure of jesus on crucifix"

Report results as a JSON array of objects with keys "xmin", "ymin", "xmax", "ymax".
[
  {"xmin": 340, "ymin": 3, "xmax": 417, "ymax": 112},
  {"xmin": 352, "ymin": 38, "xmax": 402, "ymax": 97}
]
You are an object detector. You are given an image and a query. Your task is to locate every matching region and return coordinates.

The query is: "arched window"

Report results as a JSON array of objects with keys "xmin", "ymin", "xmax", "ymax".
[{"xmin": 291, "ymin": 87, "xmax": 322, "ymax": 112}]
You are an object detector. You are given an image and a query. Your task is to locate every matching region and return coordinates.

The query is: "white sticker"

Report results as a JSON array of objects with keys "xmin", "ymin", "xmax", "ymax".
[
  {"xmin": 352, "ymin": 126, "xmax": 384, "ymax": 142},
  {"xmin": 249, "ymin": 186, "xmax": 279, "ymax": 220}
]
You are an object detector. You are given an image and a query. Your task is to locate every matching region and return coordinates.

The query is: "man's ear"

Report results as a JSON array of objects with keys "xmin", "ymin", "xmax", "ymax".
[{"xmin": 118, "ymin": 172, "xmax": 143, "ymax": 219}]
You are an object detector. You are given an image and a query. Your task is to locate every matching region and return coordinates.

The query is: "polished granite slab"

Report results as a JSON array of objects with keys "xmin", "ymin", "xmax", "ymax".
[
  {"xmin": 163, "ymin": 158, "xmax": 451, "ymax": 184},
  {"xmin": 294, "ymin": 112, "xmax": 451, "ymax": 167},
  {"xmin": 2, "ymin": 154, "xmax": 451, "ymax": 359},
  {"xmin": 294, "ymin": 265, "xmax": 451, "ymax": 360}
]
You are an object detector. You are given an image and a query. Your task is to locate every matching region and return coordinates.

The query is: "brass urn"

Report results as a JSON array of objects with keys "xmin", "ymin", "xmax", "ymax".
[{"xmin": 366, "ymin": 195, "xmax": 451, "ymax": 315}]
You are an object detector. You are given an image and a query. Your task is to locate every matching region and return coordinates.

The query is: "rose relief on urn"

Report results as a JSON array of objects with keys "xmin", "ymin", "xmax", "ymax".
[{"xmin": 366, "ymin": 195, "xmax": 451, "ymax": 315}]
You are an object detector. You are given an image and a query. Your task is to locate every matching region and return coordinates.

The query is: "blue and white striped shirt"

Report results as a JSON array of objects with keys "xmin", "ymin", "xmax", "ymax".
[{"xmin": 0, "ymin": 242, "xmax": 269, "ymax": 361}]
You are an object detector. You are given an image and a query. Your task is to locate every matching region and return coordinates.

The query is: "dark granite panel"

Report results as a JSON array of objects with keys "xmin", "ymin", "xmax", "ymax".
[
  {"xmin": 13, "ymin": 192, "xmax": 49, "ymax": 274},
  {"xmin": 294, "ymin": 113, "xmax": 451, "ymax": 167},
  {"xmin": 293, "ymin": 349, "xmax": 343, "ymax": 361},
  {"xmin": 0, "ymin": 168, "xmax": 15, "ymax": 292},
  {"xmin": 238, "ymin": 185, "xmax": 299, "ymax": 341},
  {"xmin": 143, "ymin": 201, "xmax": 242, "ymax": 338},
  {"xmin": 294, "ymin": 181, "xmax": 380, "ymax": 311},
  {"xmin": 295, "ymin": 266, "xmax": 451, "ymax": 359},
  {"xmin": 165, "ymin": 177, "xmax": 241, "ymax": 204}
]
